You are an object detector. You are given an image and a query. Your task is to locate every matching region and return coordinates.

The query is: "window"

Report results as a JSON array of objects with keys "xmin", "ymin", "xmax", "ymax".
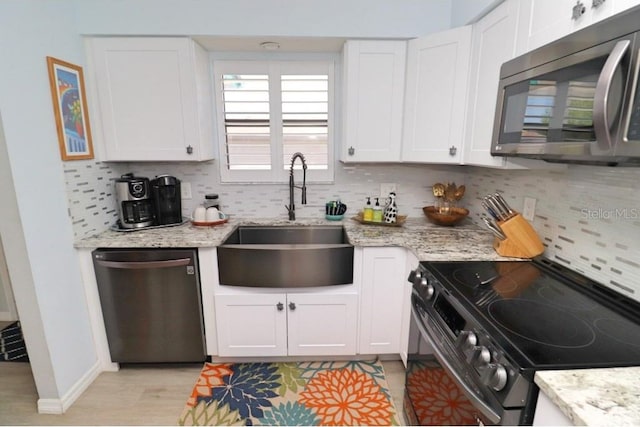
[{"xmin": 213, "ymin": 60, "xmax": 334, "ymax": 183}]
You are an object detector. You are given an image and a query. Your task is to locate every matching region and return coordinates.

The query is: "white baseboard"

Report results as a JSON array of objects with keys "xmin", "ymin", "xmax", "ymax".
[{"xmin": 37, "ymin": 359, "xmax": 101, "ymax": 414}]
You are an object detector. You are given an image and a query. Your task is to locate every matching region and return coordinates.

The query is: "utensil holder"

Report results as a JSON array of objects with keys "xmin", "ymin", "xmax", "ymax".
[{"xmin": 493, "ymin": 213, "xmax": 544, "ymax": 259}]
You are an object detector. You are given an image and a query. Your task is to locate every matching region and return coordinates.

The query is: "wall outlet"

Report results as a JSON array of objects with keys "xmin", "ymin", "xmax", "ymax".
[
  {"xmin": 380, "ymin": 183, "xmax": 397, "ymax": 198},
  {"xmin": 181, "ymin": 182, "xmax": 192, "ymax": 199},
  {"xmin": 523, "ymin": 197, "xmax": 536, "ymax": 221}
]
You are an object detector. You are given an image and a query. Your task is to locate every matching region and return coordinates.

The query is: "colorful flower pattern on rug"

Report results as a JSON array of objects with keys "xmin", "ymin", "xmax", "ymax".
[
  {"xmin": 406, "ymin": 362, "xmax": 476, "ymax": 425},
  {"xmin": 299, "ymin": 368, "xmax": 393, "ymax": 426},
  {"xmin": 178, "ymin": 360, "xmax": 399, "ymax": 426}
]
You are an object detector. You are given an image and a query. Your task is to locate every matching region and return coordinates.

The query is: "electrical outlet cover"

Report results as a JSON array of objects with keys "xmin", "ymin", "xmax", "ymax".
[{"xmin": 181, "ymin": 182, "xmax": 192, "ymax": 199}]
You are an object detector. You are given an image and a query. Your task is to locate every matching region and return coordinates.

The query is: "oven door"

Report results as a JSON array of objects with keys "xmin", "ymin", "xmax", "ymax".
[{"xmin": 404, "ymin": 297, "xmax": 514, "ymax": 426}]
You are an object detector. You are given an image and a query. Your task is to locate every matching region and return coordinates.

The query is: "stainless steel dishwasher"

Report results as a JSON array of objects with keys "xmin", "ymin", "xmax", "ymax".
[{"xmin": 92, "ymin": 248, "xmax": 206, "ymax": 363}]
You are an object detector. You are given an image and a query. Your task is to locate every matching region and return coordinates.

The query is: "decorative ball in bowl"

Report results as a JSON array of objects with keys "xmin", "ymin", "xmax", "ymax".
[{"xmin": 423, "ymin": 206, "xmax": 469, "ymax": 226}]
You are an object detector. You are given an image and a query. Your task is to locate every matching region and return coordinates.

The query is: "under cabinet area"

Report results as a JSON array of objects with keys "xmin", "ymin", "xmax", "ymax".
[
  {"xmin": 86, "ymin": 37, "xmax": 214, "ymax": 161},
  {"xmin": 215, "ymin": 291, "xmax": 358, "ymax": 357}
]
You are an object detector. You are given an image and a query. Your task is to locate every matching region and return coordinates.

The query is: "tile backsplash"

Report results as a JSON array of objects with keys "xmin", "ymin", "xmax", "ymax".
[
  {"xmin": 464, "ymin": 165, "xmax": 640, "ymax": 302},
  {"xmin": 64, "ymin": 160, "xmax": 130, "ymax": 239},
  {"xmin": 64, "ymin": 158, "xmax": 640, "ymax": 302},
  {"xmin": 130, "ymin": 161, "xmax": 465, "ymax": 221},
  {"xmin": 66, "ymin": 159, "xmax": 465, "ymax": 237}
]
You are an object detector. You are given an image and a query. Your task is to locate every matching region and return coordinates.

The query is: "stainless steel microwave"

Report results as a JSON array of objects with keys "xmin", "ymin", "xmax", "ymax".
[{"xmin": 492, "ymin": 5, "xmax": 640, "ymax": 166}]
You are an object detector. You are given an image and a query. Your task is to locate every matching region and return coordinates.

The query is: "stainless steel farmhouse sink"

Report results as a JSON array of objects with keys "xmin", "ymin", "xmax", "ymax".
[{"xmin": 217, "ymin": 225, "xmax": 354, "ymax": 287}]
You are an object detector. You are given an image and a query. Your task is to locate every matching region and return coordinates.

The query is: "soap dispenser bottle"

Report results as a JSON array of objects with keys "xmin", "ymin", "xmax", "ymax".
[
  {"xmin": 372, "ymin": 197, "xmax": 383, "ymax": 222},
  {"xmin": 363, "ymin": 197, "xmax": 373, "ymax": 221}
]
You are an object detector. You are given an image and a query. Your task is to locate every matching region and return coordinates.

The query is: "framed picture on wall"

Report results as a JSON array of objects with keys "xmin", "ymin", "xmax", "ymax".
[{"xmin": 46, "ymin": 56, "xmax": 94, "ymax": 161}]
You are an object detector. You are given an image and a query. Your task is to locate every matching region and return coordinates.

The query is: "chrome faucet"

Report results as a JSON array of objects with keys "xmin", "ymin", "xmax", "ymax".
[{"xmin": 285, "ymin": 152, "xmax": 307, "ymax": 220}]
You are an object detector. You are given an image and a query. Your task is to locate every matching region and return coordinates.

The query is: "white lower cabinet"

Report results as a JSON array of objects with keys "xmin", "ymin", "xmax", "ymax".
[
  {"xmin": 359, "ymin": 247, "xmax": 408, "ymax": 355},
  {"xmin": 215, "ymin": 291, "xmax": 358, "ymax": 357},
  {"xmin": 400, "ymin": 251, "xmax": 418, "ymax": 367}
]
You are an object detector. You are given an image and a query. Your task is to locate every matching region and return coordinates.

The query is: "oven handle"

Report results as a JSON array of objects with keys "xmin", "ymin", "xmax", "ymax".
[{"xmin": 412, "ymin": 307, "xmax": 501, "ymax": 425}]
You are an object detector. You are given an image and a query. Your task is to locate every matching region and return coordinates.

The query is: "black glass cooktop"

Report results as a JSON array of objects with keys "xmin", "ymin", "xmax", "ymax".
[{"xmin": 423, "ymin": 259, "xmax": 640, "ymax": 370}]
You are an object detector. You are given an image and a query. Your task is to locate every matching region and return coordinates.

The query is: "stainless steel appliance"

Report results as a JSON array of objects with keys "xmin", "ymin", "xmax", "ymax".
[
  {"xmin": 92, "ymin": 248, "xmax": 206, "ymax": 363},
  {"xmin": 150, "ymin": 175, "xmax": 182, "ymax": 226},
  {"xmin": 114, "ymin": 174, "xmax": 154, "ymax": 229},
  {"xmin": 492, "ymin": 5, "xmax": 640, "ymax": 165},
  {"xmin": 404, "ymin": 259, "xmax": 640, "ymax": 425}
]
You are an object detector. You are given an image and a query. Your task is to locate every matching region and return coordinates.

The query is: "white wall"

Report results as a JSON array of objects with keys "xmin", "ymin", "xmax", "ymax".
[
  {"xmin": 73, "ymin": 0, "xmax": 453, "ymax": 38},
  {"xmin": 451, "ymin": 0, "xmax": 502, "ymax": 26},
  {"xmin": 0, "ymin": 0, "xmax": 97, "ymax": 404}
]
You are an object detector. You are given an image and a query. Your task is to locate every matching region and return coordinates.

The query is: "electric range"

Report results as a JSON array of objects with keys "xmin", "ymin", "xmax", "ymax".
[{"xmin": 404, "ymin": 257, "xmax": 640, "ymax": 425}]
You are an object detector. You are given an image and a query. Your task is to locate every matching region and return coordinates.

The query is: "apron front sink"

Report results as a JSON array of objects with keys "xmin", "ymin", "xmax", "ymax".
[{"xmin": 218, "ymin": 225, "xmax": 354, "ymax": 288}]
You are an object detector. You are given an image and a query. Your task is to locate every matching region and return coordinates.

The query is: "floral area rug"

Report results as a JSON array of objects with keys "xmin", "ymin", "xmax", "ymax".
[
  {"xmin": 405, "ymin": 360, "xmax": 476, "ymax": 425},
  {"xmin": 178, "ymin": 359, "xmax": 400, "ymax": 426}
]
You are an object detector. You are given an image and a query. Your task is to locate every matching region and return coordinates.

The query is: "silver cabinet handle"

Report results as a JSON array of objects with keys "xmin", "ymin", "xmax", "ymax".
[
  {"xmin": 572, "ymin": 1, "xmax": 586, "ymax": 20},
  {"xmin": 95, "ymin": 258, "xmax": 191, "ymax": 270},
  {"xmin": 593, "ymin": 39, "xmax": 630, "ymax": 150}
]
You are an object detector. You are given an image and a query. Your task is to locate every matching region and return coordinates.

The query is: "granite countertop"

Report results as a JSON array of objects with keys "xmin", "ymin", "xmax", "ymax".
[
  {"xmin": 535, "ymin": 367, "xmax": 640, "ymax": 426},
  {"xmin": 75, "ymin": 216, "xmax": 516, "ymax": 261}
]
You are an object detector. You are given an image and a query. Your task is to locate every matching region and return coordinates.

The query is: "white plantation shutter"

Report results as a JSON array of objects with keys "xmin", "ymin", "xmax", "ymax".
[
  {"xmin": 281, "ymin": 75, "xmax": 329, "ymax": 170},
  {"xmin": 214, "ymin": 60, "xmax": 334, "ymax": 183}
]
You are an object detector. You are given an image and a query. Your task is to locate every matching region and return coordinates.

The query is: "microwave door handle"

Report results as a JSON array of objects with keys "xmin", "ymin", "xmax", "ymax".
[{"xmin": 593, "ymin": 39, "xmax": 630, "ymax": 150}]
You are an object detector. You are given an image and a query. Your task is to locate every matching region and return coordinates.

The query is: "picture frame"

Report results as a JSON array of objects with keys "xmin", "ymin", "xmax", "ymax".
[{"xmin": 46, "ymin": 56, "xmax": 94, "ymax": 161}]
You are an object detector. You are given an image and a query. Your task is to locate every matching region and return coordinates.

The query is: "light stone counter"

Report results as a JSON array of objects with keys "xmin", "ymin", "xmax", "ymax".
[
  {"xmin": 75, "ymin": 216, "xmax": 517, "ymax": 261},
  {"xmin": 535, "ymin": 367, "xmax": 640, "ymax": 426}
]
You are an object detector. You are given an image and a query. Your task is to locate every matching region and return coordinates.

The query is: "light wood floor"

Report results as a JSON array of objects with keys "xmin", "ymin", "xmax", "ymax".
[{"xmin": 0, "ymin": 360, "xmax": 407, "ymax": 425}]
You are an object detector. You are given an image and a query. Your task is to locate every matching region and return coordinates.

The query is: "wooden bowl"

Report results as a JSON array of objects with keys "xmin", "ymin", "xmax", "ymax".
[{"xmin": 423, "ymin": 206, "xmax": 469, "ymax": 226}]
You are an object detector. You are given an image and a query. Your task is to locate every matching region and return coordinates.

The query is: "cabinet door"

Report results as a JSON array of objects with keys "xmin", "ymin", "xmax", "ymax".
[
  {"xmin": 401, "ymin": 26, "xmax": 471, "ymax": 164},
  {"xmin": 342, "ymin": 40, "xmax": 406, "ymax": 162},
  {"xmin": 87, "ymin": 37, "xmax": 214, "ymax": 161},
  {"xmin": 464, "ymin": 0, "xmax": 521, "ymax": 168},
  {"xmin": 215, "ymin": 293, "xmax": 287, "ymax": 357},
  {"xmin": 287, "ymin": 293, "xmax": 358, "ymax": 356},
  {"xmin": 359, "ymin": 247, "xmax": 406, "ymax": 355},
  {"xmin": 399, "ymin": 251, "xmax": 418, "ymax": 367},
  {"xmin": 517, "ymin": 0, "xmax": 615, "ymax": 53}
]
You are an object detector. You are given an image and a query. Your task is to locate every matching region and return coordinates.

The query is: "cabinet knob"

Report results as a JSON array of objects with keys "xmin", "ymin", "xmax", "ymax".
[
  {"xmin": 572, "ymin": 1, "xmax": 586, "ymax": 20},
  {"xmin": 277, "ymin": 302, "xmax": 284, "ymax": 311},
  {"xmin": 288, "ymin": 302, "xmax": 296, "ymax": 311},
  {"xmin": 449, "ymin": 145, "xmax": 457, "ymax": 156},
  {"xmin": 348, "ymin": 146, "xmax": 355, "ymax": 156},
  {"xmin": 186, "ymin": 145, "xmax": 193, "ymax": 155},
  {"xmin": 591, "ymin": 0, "xmax": 605, "ymax": 8}
]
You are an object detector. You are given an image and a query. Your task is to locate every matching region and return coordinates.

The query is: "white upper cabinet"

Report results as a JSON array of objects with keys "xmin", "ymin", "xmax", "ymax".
[
  {"xmin": 342, "ymin": 40, "xmax": 407, "ymax": 162},
  {"xmin": 86, "ymin": 37, "xmax": 214, "ymax": 161},
  {"xmin": 463, "ymin": 0, "xmax": 523, "ymax": 167},
  {"xmin": 516, "ymin": 0, "xmax": 640, "ymax": 54},
  {"xmin": 401, "ymin": 26, "xmax": 472, "ymax": 164}
]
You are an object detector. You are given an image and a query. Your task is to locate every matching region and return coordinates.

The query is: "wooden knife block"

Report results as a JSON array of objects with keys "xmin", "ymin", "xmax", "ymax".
[{"xmin": 492, "ymin": 213, "xmax": 544, "ymax": 259}]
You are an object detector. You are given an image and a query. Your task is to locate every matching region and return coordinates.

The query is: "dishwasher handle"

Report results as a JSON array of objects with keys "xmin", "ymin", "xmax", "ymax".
[{"xmin": 95, "ymin": 258, "xmax": 191, "ymax": 270}]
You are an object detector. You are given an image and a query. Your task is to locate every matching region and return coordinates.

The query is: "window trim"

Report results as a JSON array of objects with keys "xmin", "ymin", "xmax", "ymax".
[{"xmin": 213, "ymin": 58, "xmax": 335, "ymax": 184}]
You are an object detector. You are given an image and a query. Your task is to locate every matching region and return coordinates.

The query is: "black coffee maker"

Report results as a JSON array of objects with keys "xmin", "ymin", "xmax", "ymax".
[{"xmin": 151, "ymin": 175, "xmax": 182, "ymax": 225}]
